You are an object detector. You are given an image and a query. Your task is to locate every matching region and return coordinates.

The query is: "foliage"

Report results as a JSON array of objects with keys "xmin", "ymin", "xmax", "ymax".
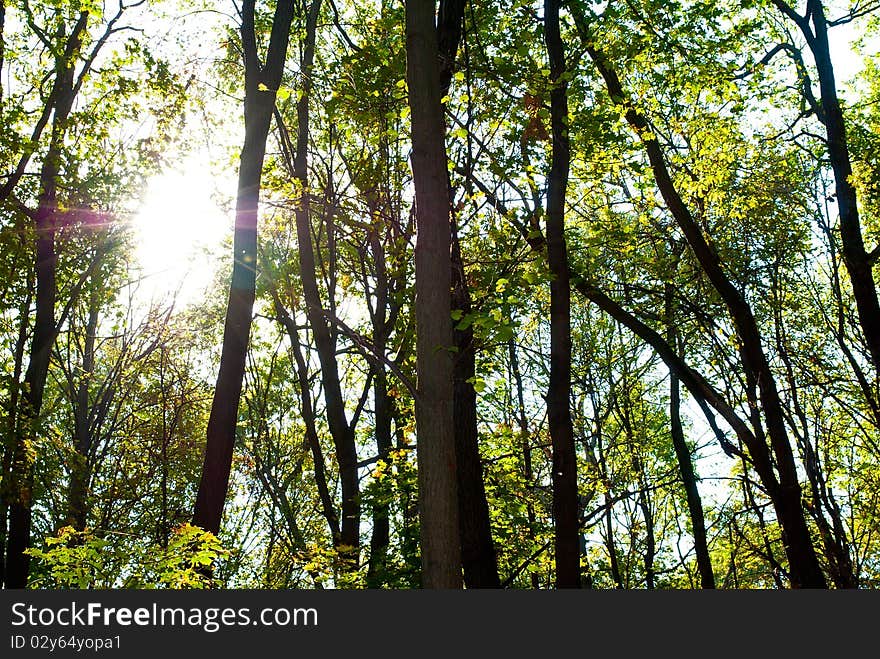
[{"xmin": 24, "ymin": 524, "xmax": 228, "ymax": 589}]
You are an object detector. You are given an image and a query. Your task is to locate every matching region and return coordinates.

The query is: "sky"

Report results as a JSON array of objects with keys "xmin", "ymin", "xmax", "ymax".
[
  {"xmin": 127, "ymin": 3, "xmax": 234, "ymax": 308},
  {"xmin": 131, "ymin": 152, "xmax": 233, "ymax": 307}
]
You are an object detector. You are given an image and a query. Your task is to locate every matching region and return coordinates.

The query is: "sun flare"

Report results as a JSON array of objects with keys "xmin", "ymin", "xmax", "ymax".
[{"xmin": 132, "ymin": 156, "xmax": 232, "ymax": 306}]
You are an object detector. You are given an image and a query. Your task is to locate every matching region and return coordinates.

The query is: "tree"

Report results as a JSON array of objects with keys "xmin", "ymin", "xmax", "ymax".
[
  {"xmin": 405, "ymin": 0, "xmax": 462, "ymax": 588},
  {"xmin": 2, "ymin": 0, "xmax": 181, "ymax": 588},
  {"xmin": 572, "ymin": 5, "xmax": 825, "ymax": 587},
  {"xmin": 438, "ymin": 0, "xmax": 500, "ymax": 589},
  {"xmin": 3, "ymin": 5, "xmax": 90, "ymax": 590},
  {"xmin": 543, "ymin": 0, "xmax": 579, "ymax": 589},
  {"xmin": 771, "ymin": 0, "xmax": 880, "ymax": 376},
  {"xmin": 193, "ymin": 0, "xmax": 296, "ymax": 536}
]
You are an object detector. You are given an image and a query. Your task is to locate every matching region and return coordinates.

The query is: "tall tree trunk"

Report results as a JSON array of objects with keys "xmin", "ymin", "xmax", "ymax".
[
  {"xmin": 544, "ymin": 0, "xmax": 580, "ymax": 589},
  {"xmin": 451, "ymin": 232, "xmax": 500, "ymax": 588},
  {"xmin": 4, "ymin": 13, "xmax": 88, "ymax": 587},
  {"xmin": 366, "ymin": 213, "xmax": 394, "ymax": 586},
  {"xmin": 774, "ymin": 0, "xmax": 880, "ymax": 374},
  {"xmin": 437, "ymin": 0, "xmax": 499, "ymax": 588},
  {"xmin": 192, "ymin": 0, "xmax": 295, "ymax": 536},
  {"xmin": 665, "ymin": 284, "xmax": 715, "ymax": 588},
  {"xmin": 0, "ymin": 287, "xmax": 31, "ymax": 586},
  {"xmin": 286, "ymin": 0, "xmax": 360, "ymax": 556},
  {"xmin": 405, "ymin": 0, "xmax": 462, "ymax": 588}
]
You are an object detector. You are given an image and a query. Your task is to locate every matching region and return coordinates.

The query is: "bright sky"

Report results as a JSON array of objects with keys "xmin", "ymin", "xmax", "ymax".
[
  {"xmin": 131, "ymin": 152, "xmax": 233, "ymax": 307},
  {"xmin": 128, "ymin": 3, "xmax": 234, "ymax": 309},
  {"xmin": 830, "ymin": 16, "xmax": 873, "ymax": 82}
]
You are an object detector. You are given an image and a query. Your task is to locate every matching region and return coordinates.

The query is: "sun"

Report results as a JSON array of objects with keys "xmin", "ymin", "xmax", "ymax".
[{"xmin": 131, "ymin": 154, "xmax": 232, "ymax": 307}]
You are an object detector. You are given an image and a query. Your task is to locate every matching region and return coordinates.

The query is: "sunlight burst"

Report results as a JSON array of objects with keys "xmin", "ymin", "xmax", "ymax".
[{"xmin": 132, "ymin": 155, "xmax": 232, "ymax": 306}]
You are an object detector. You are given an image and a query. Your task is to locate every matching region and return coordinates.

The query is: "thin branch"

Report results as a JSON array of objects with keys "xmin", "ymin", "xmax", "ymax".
[
  {"xmin": 319, "ymin": 309, "xmax": 418, "ymax": 401},
  {"xmin": 328, "ymin": 0, "xmax": 361, "ymax": 52}
]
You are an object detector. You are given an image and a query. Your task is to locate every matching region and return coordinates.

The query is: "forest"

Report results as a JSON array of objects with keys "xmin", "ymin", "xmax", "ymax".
[{"xmin": 1, "ymin": 0, "xmax": 879, "ymax": 590}]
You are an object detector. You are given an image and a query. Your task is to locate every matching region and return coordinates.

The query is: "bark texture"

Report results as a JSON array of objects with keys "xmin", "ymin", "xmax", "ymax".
[{"xmin": 405, "ymin": 0, "xmax": 462, "ymax": 588}]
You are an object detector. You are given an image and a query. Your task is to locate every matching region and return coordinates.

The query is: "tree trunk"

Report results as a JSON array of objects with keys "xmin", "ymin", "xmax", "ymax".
[
  {"xmin": 665, "ymin": 284, "xmax": 715, "ymax": 588},
  {"xmin": 544, "ymin": 0, "xmax": 580, "ymax": 589},
  {"xmin": 0, "ymin": 287, "xmax": 31, "ymax": 586},
  {"xmin": 509, "ymin": 339, "xmax": 540, "ymax": 588},
  {"xmin": 405, "ymin": 0, "xmax": 462, "ymax": 588},
  {"xmin": 367, "ymin": 215, "xmax": 394, "ymax": 587},
  {"xmin": 367, "ymin": 366, "xmax": 393, "ymax": 584},
  {"xmin": 193, "ymin": 0, "xmax": 295, "ymax": 536},
  {"xmin": 4, "ymin": 14, "xmax": 87, "ymax": 586},
  {"xmin": 777, "ymin": 0, "xmax": 880, "ymax": 374},
  {"xmin": 287, "ymin": 0, "xmax": 359, "ymax": 556},
  {"xmin": 811, "ymin": 1, "xmax": 880, "ymax": 374},
  {"xmin": 436, "ymin": 0, "xmax": 499, "ymax": 588},
  {"xmin": 452, "ymin": 232, "xmax": 501, "ymax": 588}
]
